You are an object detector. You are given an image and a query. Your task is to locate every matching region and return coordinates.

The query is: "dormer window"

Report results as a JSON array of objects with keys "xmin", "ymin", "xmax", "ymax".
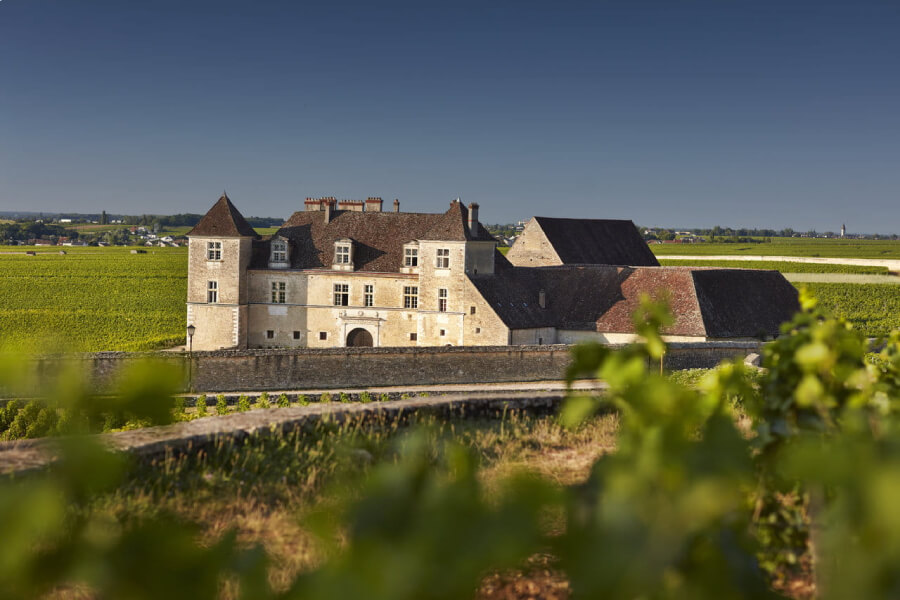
[
  {"xmin": 401, "ymin": 242, "xmax": 420, "ymax": 274},
  {"xmin": 332, "ymin": 238, "xmax": 354, "ymax": 271},
  {"xmin": 268, "ymin": 237, "xmax": 289, "ymax": 269}
]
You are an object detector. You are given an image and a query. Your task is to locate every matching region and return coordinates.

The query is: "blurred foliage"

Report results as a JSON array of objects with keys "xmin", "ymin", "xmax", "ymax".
[{"xmin": 1, "ymin": 293, "xmax": 900, "ymax": 599}]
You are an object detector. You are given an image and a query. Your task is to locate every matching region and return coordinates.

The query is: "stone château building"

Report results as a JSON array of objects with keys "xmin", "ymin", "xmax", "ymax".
[{"xmin": 186, "ymin": 194, "xmax": 799, "ymax": 350}]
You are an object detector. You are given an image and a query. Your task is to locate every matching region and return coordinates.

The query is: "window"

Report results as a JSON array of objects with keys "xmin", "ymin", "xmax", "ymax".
[
  {"xmin": 207, "ymin": 241, "xmax": 222, "ymax": 261},
  {"xmin": 404, "ymin": 247, "xmax": 418, "ymax": 267},
  {"xmin": 438, "ymin": 288, "xmax": 448, "ymax": 312},
  {"xmin": 364, "ymin": 284, "xmax": 374, "ymax": 307},
  {"xmin": 266, "ymin": 330, "xmax": 275, "ymax": 339},
  {"xmin": 470, "ymin": 306, "xmax": 476, "ymax": 315},
  {"xmin": 439, "ymin": 329, "xmax": 446, "ymax": 336},
  {"xmin": 271, "ymin": 281, "xmax": 286, "ymax": 303},
  {"xmin": 403, "ymin": 286, "xmax": 418, "ymax": 309},
  {"xmin": 475, "ymin": 327, "xmax": 481, "ymax": 334},
  {"xmin": 319, "ymin": 331, "xmax": 328, "ymax": 340},
  {"xmin": 272, "ymin": 241, "xmax": 287, "ymax": 262},
  {"xmin": 333, "ymin": 283, "xmax": 349, "ymax": 306},
  {"xmin": 435, "ymin": 248, "xmax": 450, "ymax": 269},
  {"xmin": 335, "ymin": 244, "xmax": 351, "ymax": 264},
  {"xmin": 207, "ymin": 281, "xmax": 218, "ymax": 303},
  {"xmin": 293, "ymin": 331, "xmax": 301, "ymax": 340},
  {"xmin": 409, "ymin": 332, "xmax": 417, "ymax": 341}
]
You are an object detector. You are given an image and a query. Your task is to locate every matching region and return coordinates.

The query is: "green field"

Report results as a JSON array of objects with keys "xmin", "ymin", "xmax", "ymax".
[
  {"xmin": 657, "ymin": 259, "xmax": 890, "ymax": 274},
  {"xmin": 0, "ymin": 247, "xmax": 187, "ymax": 352},
  {"xmin": 799, "ymin": 282, "xmax": 900, "ymax": 337},
  {"xmin": 651, "ymin": 237, "xmax": 900, "ymax": 259}
]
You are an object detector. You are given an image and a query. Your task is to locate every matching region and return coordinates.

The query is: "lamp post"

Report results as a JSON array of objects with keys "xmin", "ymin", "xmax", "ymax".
[{"xmin": 187, "ymin": 324, "xmax": 196, "ymax": 393}]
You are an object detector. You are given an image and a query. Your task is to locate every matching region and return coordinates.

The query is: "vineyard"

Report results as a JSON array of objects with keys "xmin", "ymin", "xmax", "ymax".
[
  {"xmin": 657, "ymin": 258, "xmax": 890, "ymax": 274},
  {"xmin": 797, "ymin": 282, "xmax": 900, "ymax": 338},
  {"xmin": 0, "ymin": 247, "xmax": 187, "ymax": 352},
  {"xmin": 650, "ymin": 237, "xmax": 900, "ymax": 258}
]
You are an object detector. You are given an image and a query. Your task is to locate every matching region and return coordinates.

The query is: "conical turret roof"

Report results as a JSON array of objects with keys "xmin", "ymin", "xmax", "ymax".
[{"xmin": 187, "ymin": 193, "xmax": 259, "ymax": 238}]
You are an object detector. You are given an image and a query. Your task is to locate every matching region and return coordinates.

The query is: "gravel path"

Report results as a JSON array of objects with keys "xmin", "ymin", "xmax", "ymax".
[
  {"xmin": 782, "ymin": 273, "xmax": 900, "ymax": 284},
  {"xmin": 655, "ymin": 255, "xmax": 900, "ymax": 272}
]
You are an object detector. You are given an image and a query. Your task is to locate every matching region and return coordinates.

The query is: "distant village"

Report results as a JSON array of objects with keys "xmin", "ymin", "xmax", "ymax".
[{"xmin": 1, "ymin": 210, "xmax": 897, "ymax": 247}]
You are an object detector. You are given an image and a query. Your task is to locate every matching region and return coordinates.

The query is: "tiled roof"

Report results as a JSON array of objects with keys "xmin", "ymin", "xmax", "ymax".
[
  {"xmin": 253, "ymin": 202, "xmax": 497, "ymax": 272},
  {"xmin": 471, "ymin": 266, "xmax": 799, "ymax": 338},
  {"xmin": 533, "ymin": 217, "xmax": 660, "ymax": 266},
  {"xmin": 419, "ymin": 201, "xmax": 497, "ymax": 242},
  {"xmin": 187, "ymin": 194, "xmax": 259, "ymax": 238}
]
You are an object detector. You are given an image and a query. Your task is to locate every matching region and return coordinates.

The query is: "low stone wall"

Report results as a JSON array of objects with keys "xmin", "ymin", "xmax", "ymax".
[
  {"xmin": 0, "ymin": 392, "xmax": 566, "ymax": 475},
  {"xmin": 12, "ymin": 342, "xmax": 763, "ymax": 396}
]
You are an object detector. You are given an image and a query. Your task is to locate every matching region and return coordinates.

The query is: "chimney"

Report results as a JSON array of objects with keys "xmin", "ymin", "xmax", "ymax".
[
  {"xmin": 393, "ymin": 198, "xmax": 400, "ymax": 213},
  {"xmin": 538, "ymin": 289, "xmax": 546, "ymax": 309},
  {"xmin": 338, "ymin": 200, "xmax": 364, "ymax": 212},
  {"xmin": 366, "ymin": 197, "xmax": 383, "ymax": 212},
  {"xmin": 467, "ymin": 202, "xmax": 479, "ymax": 234},
  {"xmin": 324, "ymin": 200, "xmax": 332, "ymax": 223},
  {"xmin": 304, "ymin": 197, "xmax": 320, "ymax": 212}
]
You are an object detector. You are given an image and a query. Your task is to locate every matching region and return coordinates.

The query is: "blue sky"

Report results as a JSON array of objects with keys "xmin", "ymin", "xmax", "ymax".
[{"xmin": 1, "ymin": 0, "xmax": 898, "ymax": 232}]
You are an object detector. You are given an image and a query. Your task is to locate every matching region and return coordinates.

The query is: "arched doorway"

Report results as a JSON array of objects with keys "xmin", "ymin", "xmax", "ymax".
[{"xmin": 346, "ymin": 328, "xmax": 374, "ymax": 347}]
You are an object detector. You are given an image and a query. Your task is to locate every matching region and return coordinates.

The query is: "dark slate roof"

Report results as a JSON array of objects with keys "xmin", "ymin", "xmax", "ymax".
[
  {"xmin": 419, "ymin": 201, "xmax": 497, "ymax": 242},
  {"xmin": 692, "ymin": 269, "xmax": 799, "ymax": 338},
  {"xmin": 533, "ymin": 217, "xmax": 660, "ymax": 267},
  {"xmin": 187, "ymin": 194, "xmax": 259, "ymax": 238},
  {"xmin": 471, "ymin": 266, "xmax": 799, "ymax": 338}
]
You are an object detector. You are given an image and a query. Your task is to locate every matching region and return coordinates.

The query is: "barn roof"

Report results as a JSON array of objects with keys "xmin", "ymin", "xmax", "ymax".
[
  {"xmin": 532, "ymin": 217, "xmax": 660, "ymax": 266},
  {"xmin": 187, "ymin": 194, "xmax": 259, "ymax": 238},
  {"xmin": 470, "ymin": 266, "xmax": 799, "ymax": 338}
]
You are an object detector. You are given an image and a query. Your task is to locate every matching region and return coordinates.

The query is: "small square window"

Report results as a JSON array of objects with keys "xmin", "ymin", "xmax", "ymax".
[
  {"xmin": 266, "ymin": 330, "xmax": 275, "ymax": 339},
  {"xmin": 475, "ymin": 327, "xmax": 481, "ymax": 334},
  {"xmin": 439, "ymin": 329, "xmax": 446, "ymax": 336},
  {"xmin": 319, "ymin": 331, "xmax": 327, "ymax": 340},
  {"xmin": 470, "ymin": 306, "xmax": 476, "ymax": 315},
  {"xmin": 293, "ymin": 331, "xmax": 301, "ymax": 340},
  {"xmin": 409, "ymin": 332, "xmax": 417, "ymax": 341}
]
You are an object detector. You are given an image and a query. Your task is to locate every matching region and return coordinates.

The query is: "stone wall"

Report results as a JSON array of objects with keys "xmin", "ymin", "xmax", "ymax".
[{"xmin": 10, "ymin": 341, "xmax": 763, "ymax": 396}]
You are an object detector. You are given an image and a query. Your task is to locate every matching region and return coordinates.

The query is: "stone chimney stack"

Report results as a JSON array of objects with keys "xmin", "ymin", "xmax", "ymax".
[
  {"xmin": 304, "ymin": 197, "xmax": 320, "ymax": 212},
  {"xmin": 338, "ymin": 200, "xmax": 365, "ymax": 212},
  {"xmin": 393, "ymin": 198, "xmax": 400, "ymax": 213},
  {"xmin": 366, "ymin": 197, "xmax": 383, "ymax": 212},
  {"xmin": 324, "ymin": 199, "xmax": 333, "ymax": 223},
  {"xmin": 467, "ymin": 202, "xmax": 479, "ymax": 234}
]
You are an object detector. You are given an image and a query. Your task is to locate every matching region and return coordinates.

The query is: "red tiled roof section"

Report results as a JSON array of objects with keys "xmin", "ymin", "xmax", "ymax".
[
  {"xmin": 420, "ymin": 201, "xmax": 497, "ymax": 242},
  {"xmin": 533, "ymin": 217, "xmax": 659, "ymax": 266},
  {"xmin": 187, "ymin": 194, "xmax": 259, "ymax": 238},
  {"xmin": 272, "ymin": 210, "xmax": 445, "ymax": 272},
  {"xmin": 594, "ymin": 268, "xmax": 705, "ymax": 335}
]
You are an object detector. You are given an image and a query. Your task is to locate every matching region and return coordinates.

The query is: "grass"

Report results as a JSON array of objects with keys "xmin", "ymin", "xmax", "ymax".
[
  {"xmin": 658, "ymin": 258, "xmax": 890, "ymax": 274},
  {"xmin": 650, "ymin": 237, "xmax": 900, "ymax": 259},
  {"xmin": 96, "ymin": 411, "xmax": 619, "ymax": 592}
]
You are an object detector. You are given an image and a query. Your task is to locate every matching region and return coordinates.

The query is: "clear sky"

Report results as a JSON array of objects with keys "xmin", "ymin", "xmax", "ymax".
[{"xmin": 1, "ymin": 0, "xmax": 898, "ymax": 233}]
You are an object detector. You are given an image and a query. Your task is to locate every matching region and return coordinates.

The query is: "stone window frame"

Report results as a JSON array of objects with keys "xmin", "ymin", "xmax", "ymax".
[
  {"xmin": 438, "ymin": 288, "xmax": 448, "ymax": 312},
  {"xmin": 403, "ymin": 286, "xmax": 418, "ymax": 309},
  {"xmin": 410, "ymin": 332, "xmax": 417, "ymax": 341},
  {"xmin": 403, "ymin": 244, "xmax": 418, "ymax": 267},
  {"xmin": 207, "ymin": 241, "xmax": 222, "ymax": 261},
  {"xmin": 271, "ymin": 240, "xmax": 288, "ymax": 262},
  {"xmin": 293, "ymin": 330, "xmax": 301, "ymax": 340},
  {"xmin": 319, "ymin": 331, "xmax": 328, "ymax": 340},
  {"xmin": 333, "ymin": 283, "xmax": 349, "ymax": 306},
  {"xmin": 271, "ymin": 281, "xmax": 286, "ymax": 304},
  {"xmin": 364, "ymin": 284, "xmax": 374, "ymax": 307},
  {"xmin": 435, "ymin": 248, "xmax": 450, "ymax": 269},
  {"xmin": 207, "ymin": 280, "xmax": 218, "ymax": 303},
  {"xmin": 266, "ymin": 330, "xmax": 275, "ymax": 339}
]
